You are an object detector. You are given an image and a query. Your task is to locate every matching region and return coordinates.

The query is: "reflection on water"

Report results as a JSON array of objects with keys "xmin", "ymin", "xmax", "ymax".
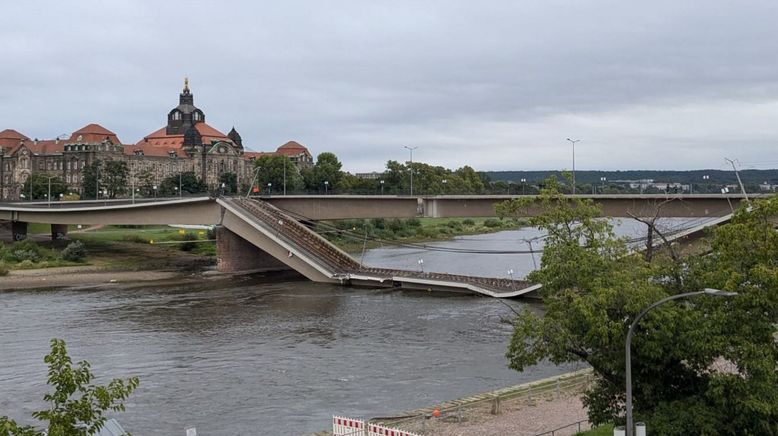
[{"xmin": 0, "ymin": 276, "xmax": 579, "ymax": 435}]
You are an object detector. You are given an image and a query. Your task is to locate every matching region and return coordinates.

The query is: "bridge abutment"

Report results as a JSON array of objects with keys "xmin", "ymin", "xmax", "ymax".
[{"xmin": 215, "ymin": 226, "xmax": 292, "ymax": 273}]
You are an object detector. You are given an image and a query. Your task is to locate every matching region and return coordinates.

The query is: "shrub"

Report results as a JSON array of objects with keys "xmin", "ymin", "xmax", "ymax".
[
  {"xmin": 446, "ymin": 220, "xmax": 463, "ymax": 230},
  {"xmin": 406, "ymin": 217, "xmax": 421, "ymax": 227},
  {"xmin": 61, "ymin": 241, "xmax": 87, "ymax": 262},
  {"xmin": 17, "ymin": 259, "xmax": 35, "ymax": 269},
  {"xmin": 0, "ymin": 261, "xmax": 8, "ymax": 276},
  {"xmin": 179, "ymin": 232, "xmax": 198, "ymax": 252},
  {"xmin": 463, "ymin": 218, "xmax": 475, "ymax": 226},
  {"xmin": 484, "ymin": 218, "xmax": 501, "ymax": 228},
  {"xmin": 370, "ymin": 218, "xmax": 387, "ymax": 229},
  {"xmin": 122, "ymin": 234, "xmax": 146, "ymax": 244},
  {"xmin": 12, "ymin": 249, "xmax": 40, "ymax": 263},
  {"xmin": 12, "ymin": 239, "xmax": 41, "ymax": 258},
  {"xmin": 387, "ymin": 219, "xmax": 404, "ymax": 232},
  {"xmin": 206, "ymin": 227, "xmax": 216, "ymax": 240}
]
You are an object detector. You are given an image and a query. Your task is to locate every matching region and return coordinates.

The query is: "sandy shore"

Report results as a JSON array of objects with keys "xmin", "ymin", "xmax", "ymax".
[{"xmin": 0, "ymin": 266, "xmax": 191, "ymax": 290}]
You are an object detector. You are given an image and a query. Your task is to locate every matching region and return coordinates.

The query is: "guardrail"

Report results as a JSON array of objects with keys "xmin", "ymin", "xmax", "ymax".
[{"xmin": 534, "ymin": 419, "xmax": 590, "ymax": 435}]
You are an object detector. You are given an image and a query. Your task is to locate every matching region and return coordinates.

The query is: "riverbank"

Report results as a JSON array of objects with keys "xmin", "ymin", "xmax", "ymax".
[{"xmin": 316, "ymin": 369, "xmax": 596, "ymax": 436}]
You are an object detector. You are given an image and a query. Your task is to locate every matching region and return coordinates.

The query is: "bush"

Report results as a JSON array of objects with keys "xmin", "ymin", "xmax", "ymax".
[
  {"xmin": 370, "ymin": 218, "xmax": 387, "ymax": 229},
  {"xmin": 406, "ymin": 217, "xmax": 421, "ymax": 227},
  {"xmin": 446, "ymin": 220, "xmax": 463, "ymax": 230},
  {"xmin": 387, "ymin": 219, "xmax": 404, "ymax": 232},
  {"xmin": 206, "ymin": 227, "xmax": 216, "ymax": 240},
  {"xmin": 122, "ymin": 234, "xmax": 146, "ymax": 244},
  {"xmin": 484, "ymin": 218, "xmax": 501, "ymax": 228},
  {"xmin": 61, "ymin": 241, "xmax": 87, "ymax": 262},
  {"xmin": 17, "ymin": 259, "xmax": 36, "ymax": 269},
  {"xmin": 0, "ymin": 262, "xmax": 8, "ymax": 276},
  {"xmin": 462, "ymin": 218, "xmax": 475, "ymax": 226},
  {"xmin": 12, "ymin": 249, "xmax": 40, "ymax": 263},
  {"xmin": 179, "ymin": 232, "xmax": 198, "ymax": 252}
]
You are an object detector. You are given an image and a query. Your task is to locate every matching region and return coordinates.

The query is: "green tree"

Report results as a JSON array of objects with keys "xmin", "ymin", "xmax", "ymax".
[
  {"xmin": 81, "ymin": 160, "xmax": 127, "ymax": 199},
  {"xmin": 0, "ymin": 339, "xmax": 139, "ymax": 436},
  {"xmin": 304, "ymin": 152, "xmax": 343, "ymax": 193},
  {"xmin": 102, "ymin": 161, "xmax": 128, "ymax": 199},
  {"xmin": 160, "ymin": 171, "xmax": 205, "ymax": 196},
  {"xmin": 253, "ymin": 155, "xmax": 303, "ymax": 194},
  {"xmin": 22, "ymin": 174, "xmax": 66, "ymax": 201},
  {"xmin": 498, "ymin": 176, "xmax": 778, "ymax": 434},
  {"xmin": 218, "ymin": 172, "xmax": 238, "ymax": 194}
]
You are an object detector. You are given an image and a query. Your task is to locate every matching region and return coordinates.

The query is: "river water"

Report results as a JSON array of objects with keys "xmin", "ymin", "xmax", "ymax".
[{"xmin": 0, "ymin": 218, "xmax": 696, "ymax": 434}]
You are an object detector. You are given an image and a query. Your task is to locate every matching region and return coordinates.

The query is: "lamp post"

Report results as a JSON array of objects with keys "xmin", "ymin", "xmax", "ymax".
[
  {"xmin": 153, "ymin": 185, "xmax": 157, "ymax": 199},
  {"xmin": 624, "ymin": 288, "xmax": 737, "ymax": 436},
  {"xmin": 404, "ymin": 145, "xmax": 418, "ymax": 196},
  {"xmin": 380, "ymin": 179, "xmax": 385, "ymax": 195},
  {"xmin": 600, "ymin": 177, "xmax": 606, "ymax": 195},
  {"xmin": 45, "ymin": 175, "xmax": 58, "ymax": 207},
  {"xmin": 441, "ymin": 179, "xmax": 447, "ymax": 195},
  {"xmin": 721, "ymin": 187, "xmax": 734, "ymax": 212},
  {"xmin": 324, "ymin": 180, "xmax": 329, "ymax": 195},
  {"xmin": 267, "ymin": 182, "xmax": 272, "ymax": 196},
  {"xmin": 418, "ymin": 258, "xmax": 424, "ymax": 273},
  {"xmin": 566, "ymin": 138, "xmax": 581, "ymax": 194},
  {"xmin": 283, "ymin": 160, "xmax": 287, "ymax": 195},
  {"xmin": 520, "ymin": 178, "xmax": 527, "ymax": 195}
]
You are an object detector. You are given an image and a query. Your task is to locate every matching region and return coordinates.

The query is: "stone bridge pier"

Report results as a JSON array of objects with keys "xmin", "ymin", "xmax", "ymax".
[{"xmin": 215, "ymin": 226, "xmax": 292, "ymax": 273}]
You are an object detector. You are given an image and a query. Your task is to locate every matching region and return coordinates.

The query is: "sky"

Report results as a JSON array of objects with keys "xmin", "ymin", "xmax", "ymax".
[{"xmin": 2, "ymin": 1, "xmax": 778, "ymax": 173}]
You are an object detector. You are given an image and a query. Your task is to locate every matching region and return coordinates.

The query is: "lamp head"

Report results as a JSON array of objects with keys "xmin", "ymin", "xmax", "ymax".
[{"xmin": 703, "ymin": 288, "xmax": 738, "ymax": 297}]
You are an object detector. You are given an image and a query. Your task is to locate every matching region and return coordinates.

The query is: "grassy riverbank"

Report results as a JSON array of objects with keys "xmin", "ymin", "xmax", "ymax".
[{"xmin": 316, "ymin": 217, "xmax": 525, "ymax": 252}]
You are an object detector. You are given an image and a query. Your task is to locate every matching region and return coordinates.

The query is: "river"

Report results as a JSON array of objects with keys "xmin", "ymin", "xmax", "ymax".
[{"xmin": 0, "ymin": 218, "xmax": 696, "ymax": 434}]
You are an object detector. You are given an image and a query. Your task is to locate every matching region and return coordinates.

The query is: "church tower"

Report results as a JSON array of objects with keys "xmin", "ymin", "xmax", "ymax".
[{"xmin": 166, "ymin": 77, "xmax": 206, "ymax": 135}]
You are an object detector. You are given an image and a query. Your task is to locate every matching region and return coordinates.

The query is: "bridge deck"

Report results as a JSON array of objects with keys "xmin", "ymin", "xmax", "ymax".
[{"xmin": 229, "ymin": 198, "xmax": 539, "ymax": 298}]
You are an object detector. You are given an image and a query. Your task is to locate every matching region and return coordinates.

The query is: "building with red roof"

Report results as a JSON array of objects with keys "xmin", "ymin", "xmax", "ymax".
[{"xmin": 1, "ymin": 79, "xmax": 315, "ymax": 200}]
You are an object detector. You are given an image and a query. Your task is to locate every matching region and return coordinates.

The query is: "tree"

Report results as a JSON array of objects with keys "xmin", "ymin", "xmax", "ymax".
[
  {"xmin": 304, "ymin": 152, "xmax": 343, "ymax": 193},
  {"xmin": 160, "ymin": 171, "xmax": 205, "ymax": 196},
  {"xmin": 497, "ymin": 176, "xmax": 778, "ymax": 434},
  {"xmin": 253, "ymin": 155, "xmax": 303, "ymax": 194},
  {"xmin": 80, "ymin": 160, "xmax": 127, "ymax": 199},
  {"xmin": 22, "ymin": 174, "xmax": 66, "ymax": 201},
  {"xmin": 102, "ymin": 161, "xmax": 128, "ymax": 199},
  {"xmin": 1, "ymin": 339, "xmax": 139, "ymax": 436},
  {"xmin": 218, "ymin": 172, "xmax": 238, "ymax": 194}
]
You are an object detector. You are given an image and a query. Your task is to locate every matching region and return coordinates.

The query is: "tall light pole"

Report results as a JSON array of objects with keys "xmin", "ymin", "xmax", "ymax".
[
  {"xmin": 380, "ymin": 179, "xmax": 385, "ymax": 195},
  {"xmin": 324, "ymin": 180, "xmax": 329, "ymax": 195},
  {"xmin": 566, "ymin": 138, "xmax": 581, "ymax": 194},
  {"xmin": 404, "ymin": 146, "xmax": 418, "ymax": 196},
  {"xmin": 441, "ymin": 179, "xmax": 447, "ymax": 195},
  {"xmin": 625, "ymin": 288, "xmax": 737, "ymax": 436},
  {"xmin": 520, "ymin": 178, "xmax": 527, "ymax": 195}
]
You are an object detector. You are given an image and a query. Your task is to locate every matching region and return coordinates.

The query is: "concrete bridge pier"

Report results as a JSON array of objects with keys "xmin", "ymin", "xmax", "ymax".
[
  {"xmin": 215, "ymin": 226, "xmax": 292, "ymax": 273},
  {"xmin": 11, "ymin": 221, "xmax": 27, "ymax": 241},
  {"xmin": 51, "ymin": 224, "xmax": 68, "ymax": 240}
]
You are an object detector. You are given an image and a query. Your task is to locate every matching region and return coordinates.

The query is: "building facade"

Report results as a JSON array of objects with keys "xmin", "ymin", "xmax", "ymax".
[{"xmin": 0, "ymin": 80, "xmax": 313, "ymax": 200}]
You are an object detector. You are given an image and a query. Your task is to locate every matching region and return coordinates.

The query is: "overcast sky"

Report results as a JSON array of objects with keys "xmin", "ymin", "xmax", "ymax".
[{"xmin": 2, "ymin": 1, "xmax": 778, "ymax": 173}]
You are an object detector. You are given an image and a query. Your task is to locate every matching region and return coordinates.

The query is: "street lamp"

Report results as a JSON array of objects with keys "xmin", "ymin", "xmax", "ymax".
[
  {"xmin": 153, "ymin": 185, "xmax": 157, "ymax": 199},
  {"xmin": 404, "ymin": 145, "xmax": 418, "ymax": 196},
  {"xmin": 520, "ymin": 178, "xmax": 527, "ymax": 195},
  {"xmin": 267, "ymin": 182, "xmax": 272, "ymax": 196},
  {"xmin": 600, "ymin": 176, "xmax": 607, "ymax": 195},
  {"xmin": 324, "ymin": 180, "xmax": 329, "ymax": 195},
  {"xmin": 624, "ymin": 288, "xmax": 737, "ymax": 436},
  {"xmin": 417, "ymin": 258, "xmax": 424, "ymax": 273},
  {"xmin": 441, "ymin": 179, "xmax": 447, "ymax": 195},
  {"xmin": 721, "ymin": 187, "xmax": 734, "ymax": 212},
  {"xmin": 566, "ymin": 138, "xmax": 581, "ymax": 194},
  {"xmin": 380, "ymin": 179, "xmax": 385, "ymax": 195}
]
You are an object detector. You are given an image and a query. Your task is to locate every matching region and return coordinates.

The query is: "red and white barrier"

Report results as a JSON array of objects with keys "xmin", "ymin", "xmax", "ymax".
[
  {"xmin": 332, "ymin": 416, "xmax": 365, "ymax": 436},
  {"xmin": 367, "ymin": 423, "xmax": 421, "ymax": 436}
]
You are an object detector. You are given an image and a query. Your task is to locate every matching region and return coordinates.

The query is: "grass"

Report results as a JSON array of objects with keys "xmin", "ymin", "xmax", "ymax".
[{"xmin": 576, "ymin": 424, "xmax": 615, "ymax": 435}]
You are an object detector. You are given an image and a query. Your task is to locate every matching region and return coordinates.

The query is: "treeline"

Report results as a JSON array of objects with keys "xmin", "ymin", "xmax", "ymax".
[{"xmin": 486, "ymin": 169, "xmax": 778, "ymax": 185}]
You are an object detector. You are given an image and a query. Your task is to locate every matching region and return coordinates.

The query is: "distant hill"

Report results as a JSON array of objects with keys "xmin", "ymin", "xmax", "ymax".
[{"xmin": 483, "ymin": 169, "xmax": 778, "ymax": 185}]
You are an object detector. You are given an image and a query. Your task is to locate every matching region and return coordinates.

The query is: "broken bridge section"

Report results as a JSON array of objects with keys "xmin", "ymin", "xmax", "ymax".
[{"xmin": 217, "ymin": 197, "xmax": 539, "ymax": 298}]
